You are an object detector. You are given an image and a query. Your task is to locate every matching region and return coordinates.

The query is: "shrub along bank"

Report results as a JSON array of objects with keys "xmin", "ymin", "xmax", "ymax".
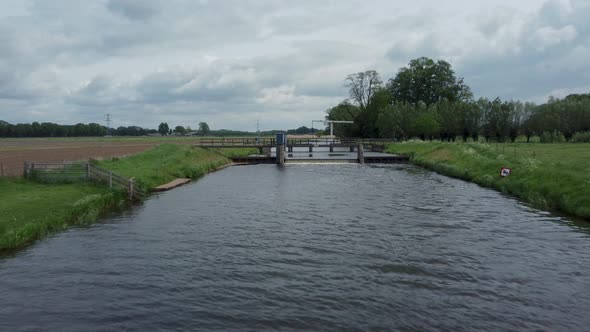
[
  {"xmin": 0, "ymin": 144, "xmax": 256, "ymax": 252},
  {"xmin": 387, "ymin": 142, "xmax": 590, "ymax": 220}
]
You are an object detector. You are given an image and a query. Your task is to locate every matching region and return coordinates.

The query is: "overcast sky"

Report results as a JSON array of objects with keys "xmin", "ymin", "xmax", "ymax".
[{"xmin": 0, "ymin": 0, "xmax": 588, "ymax": 130}]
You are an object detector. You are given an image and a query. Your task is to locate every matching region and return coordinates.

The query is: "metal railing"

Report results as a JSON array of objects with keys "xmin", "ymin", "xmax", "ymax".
[{"xmin": 194, "ymin": 137, "xmax": 395, "ymax": 147}]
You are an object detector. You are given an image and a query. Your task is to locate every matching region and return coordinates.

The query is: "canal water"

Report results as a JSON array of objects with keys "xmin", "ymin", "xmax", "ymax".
[{"xmin": 1, "ymin": 164, "xmax": 590, "ymax": 331}]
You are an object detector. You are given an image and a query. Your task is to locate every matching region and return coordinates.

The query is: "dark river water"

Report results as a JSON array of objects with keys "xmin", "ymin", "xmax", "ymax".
[{"xmin": 1, "ymin": 164, "xmax": 590, "ymax": 331}]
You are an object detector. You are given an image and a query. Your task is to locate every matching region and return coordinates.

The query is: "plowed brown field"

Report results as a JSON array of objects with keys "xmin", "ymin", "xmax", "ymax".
[{"xmin": 0, "ymin": 139, "xmax": 163, "ymax": 176}]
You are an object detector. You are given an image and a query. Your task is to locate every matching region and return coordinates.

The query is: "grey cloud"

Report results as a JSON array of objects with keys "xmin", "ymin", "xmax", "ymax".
[
  {"xmin": 1, "ymin": 0, "xmax": 588, "ymax": 129},
  {"xmin": 537, "ymin": 0, "xmax": 572, "ymax": 27},
  {"xmin": 385, "ymin": 0, "xmax": 590, "ymax": 101},
  {"xmin": 106, "ymin": 0, "xmax": 159, "ymax": 20}
]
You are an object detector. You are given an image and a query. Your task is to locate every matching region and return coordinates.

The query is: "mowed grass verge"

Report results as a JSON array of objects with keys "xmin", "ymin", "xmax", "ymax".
[
  {"xmin": 387, "ymin": 142, "xmax": 590, "ymax": 220},
  {"xmin": 96, "ymin": 144, "xmax": 258, "ymax": 190},
  {"xmin": 0, "ymin": 144, "xmax": 256, "ymax": 252}
]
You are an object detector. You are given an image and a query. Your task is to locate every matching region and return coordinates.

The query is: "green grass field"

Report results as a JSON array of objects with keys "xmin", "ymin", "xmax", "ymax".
[
  {"xmin": 387, "ymin": 142, "xmax": 590, "ymax": 220},
  {"xmin": 0, "ymin": 144, "xmax": 256, "ymax": 252},
  {"xmin": 0, "ymin": 179, "xmax": 123, "ymax": 251}
]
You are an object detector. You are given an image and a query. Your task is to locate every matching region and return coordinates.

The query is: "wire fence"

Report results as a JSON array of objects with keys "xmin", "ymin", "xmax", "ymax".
[{"xmin": 23, "ymin": 161, "xmax": 144, "ymax": 201}]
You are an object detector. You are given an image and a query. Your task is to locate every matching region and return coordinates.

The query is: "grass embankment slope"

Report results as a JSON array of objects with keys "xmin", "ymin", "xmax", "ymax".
[
  {"xmin": 0, "ymin": 144, "xmax": 256, "ymax": 252},
  {"xmin": 387, "ymin": 143, "xmax": 590, "ymax": 220},
  {"xmin": 96, "ymin": 144, "xmax": 257, "ymax": 189}
]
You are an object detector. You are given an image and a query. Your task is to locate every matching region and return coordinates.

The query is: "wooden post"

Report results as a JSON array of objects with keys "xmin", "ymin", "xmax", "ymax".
[
  {"xmin": 24, "ymin": 162, "xmax": 28, "ymax": 178},
  {"xmin": 358, "ymin": 144, "xmax": 364, "ymax": 164},
  {"xmin": 0, "ymin": 163, "xmax": 4, "ymax": 177},
  {"xmin": 309, "ymin": 146, "xmax": 313, "ymax": 153},
  {"xmin": 128, "ymin": 178, "xmax": 135, "ymax": 201},
  {"xmin": 86, "ymin": 163, "xmax": 90, "ymax": 180},
  {"xmin": 329, "ymin": 146, "xmax": 334, "ymax": 152},
  {"xmin": 109, "ymin": 171, "xmax": 113, "ymax": 189}
]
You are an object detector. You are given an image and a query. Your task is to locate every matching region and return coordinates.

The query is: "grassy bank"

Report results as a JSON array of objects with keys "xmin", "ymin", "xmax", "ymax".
[
  {"xmin": 96, "ymin": 144, "xmax": 258, "ymax": 190},
  {"xmin": 0, "ymin": 179, "xmax": 125, "ymax": 252},
  {"xmin": 0, "ymin": 144, "xmax": 256, "ymax": 252},
  {"xmin": 387, "ymin": 142, "xmax": 590, "ymax": 220}
]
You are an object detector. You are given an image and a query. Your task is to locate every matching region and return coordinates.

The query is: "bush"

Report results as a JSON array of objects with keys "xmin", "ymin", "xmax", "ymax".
[
  {"xmin": 571, "ymin": 131, "xmax": 590, "ymax": 143},
  {"xmin": 540, "ymin": 131, "xmax": 566, "ymax": 143}
]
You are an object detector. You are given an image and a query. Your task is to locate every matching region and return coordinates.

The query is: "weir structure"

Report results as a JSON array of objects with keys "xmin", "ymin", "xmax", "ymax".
[{"xmin": 194, "ymin": 135, "xmax": 409, "ymax": 165}]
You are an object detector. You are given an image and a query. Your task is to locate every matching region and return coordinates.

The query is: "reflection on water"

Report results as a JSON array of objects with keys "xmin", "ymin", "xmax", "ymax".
[{"xmin": 1, "ymin": 164, "xmax": 589, "ymax": 331}]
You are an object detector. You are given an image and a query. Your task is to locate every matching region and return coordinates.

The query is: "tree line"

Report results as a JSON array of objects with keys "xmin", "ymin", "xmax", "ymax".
[
  {"xmin": 326, "ymin": 57, "xmax": 590, "ymax": 143},
  {"xmin": 0, "ymin": 119, "xmax": 318, "ymax": 138},
  {"xmin": 0, "ymin": 121, "xmax": 110, "ymax": 138},
  {"xmin": 0, "ymin": 121, "xmax": 215, "ymax": 138}
]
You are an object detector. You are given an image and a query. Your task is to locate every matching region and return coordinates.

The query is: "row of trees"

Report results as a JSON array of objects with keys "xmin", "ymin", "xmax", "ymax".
[
  {"xmin": 0, "ymin": 121, "xmax": 109, "ymax": 138},
  {"xmin": 157, "ymin": 122, "xmax": 210, "ymax": 136},
  {"xmin": 0, "ymin": 121, "xmax": 214, "ymax": 138},
  {"xmin": 327, "ymin": 57, "xmax": 590, "ymax": 142}
]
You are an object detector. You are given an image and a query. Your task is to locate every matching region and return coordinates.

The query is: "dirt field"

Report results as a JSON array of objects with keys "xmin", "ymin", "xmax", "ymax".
[{"xmin": 0, "ymin": 139, "xmax": 165, "ymax": 177}]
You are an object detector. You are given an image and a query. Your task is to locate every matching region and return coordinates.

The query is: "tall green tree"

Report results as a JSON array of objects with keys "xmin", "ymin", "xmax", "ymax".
[
  {"xmin": 412, "ymin": 102, "xmax": 440, "ymax": 140},
  {"xmin": 198, "ymin": 122, "xmax": 210, "ymax": 136},
  {"xmin": 461, "ymin": 102, "xmax": 482, "ymax": 141},
  {"xmin": 174, "ymin": 126, "xmax": 186, "ymax": 134},
  {"xmin": 387, "ymin": 57, "xmax": 472, "ymax": 105},
  {"xmin": 433, "ymin": 100, "xmax": 462, "ymax": 141},
  {"xmin": 325, "ymin": 101, "xmax": 361, "ymax": 137},
  {"xmin": 158, "ymin": 122, "xmax": 169, "ymax": 136},
  {"xmin": 358, "ymin": 88, "xmax": 391, "ymax": 137},
  {"xmin": 376, "ymin": 102, "xmax": 415, "ymax": 140}
]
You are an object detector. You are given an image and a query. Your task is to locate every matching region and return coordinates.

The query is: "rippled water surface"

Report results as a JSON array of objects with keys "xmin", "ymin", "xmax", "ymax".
[{"xmin": 2, "ymin": 164, "xmax": 590, "ymax": 331}]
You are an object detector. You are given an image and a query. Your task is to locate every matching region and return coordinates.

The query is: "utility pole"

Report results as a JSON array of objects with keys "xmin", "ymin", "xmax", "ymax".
[
  {"xmin": 105, "ymin": 113, "xmax": 112, "ymax": 136},
  {"xmin": 256, "ymin": 120, "xmax": 261, "ymax": 144}
]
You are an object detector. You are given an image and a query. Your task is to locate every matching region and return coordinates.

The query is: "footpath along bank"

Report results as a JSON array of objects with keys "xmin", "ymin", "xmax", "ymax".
[
  {"xmin": 387, "ymin": 142, "xmax": 590, "ymax": 221},
  {"xmin": 0, "ymin": 144, "xmax": 256, "ymax": 252}
]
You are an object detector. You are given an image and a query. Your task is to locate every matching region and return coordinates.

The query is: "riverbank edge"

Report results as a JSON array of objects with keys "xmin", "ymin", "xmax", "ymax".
[
  {"xmin": 0, "ymin": 186, "xmax": 128, "ymax": 254},
  {"xmin": 1, "ymin": 146, "xmax": 254, "ymax": 253},
  {"xmin": 386, "ymin": 143, "xmax": 590, "ymax": 221}
]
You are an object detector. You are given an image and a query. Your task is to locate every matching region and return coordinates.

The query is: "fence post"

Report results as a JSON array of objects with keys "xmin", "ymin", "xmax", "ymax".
[
  {"xmin": 109, "ymin": 171, "xmax": 113, "ymax": 189},
  {"xmin": 24, "ymin": 162, "xmax": 28, "ymax": 178},
  {"xmin": 1, "ymin": 163, "xmax": 4, "ymax": 177},
  {"xmin": 128, "ymin": 178, "xmax": 134, "ymax": 201},
  {"xmin": 86, "ymin": 163, "xmax": 90, "ymax": 180}
]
